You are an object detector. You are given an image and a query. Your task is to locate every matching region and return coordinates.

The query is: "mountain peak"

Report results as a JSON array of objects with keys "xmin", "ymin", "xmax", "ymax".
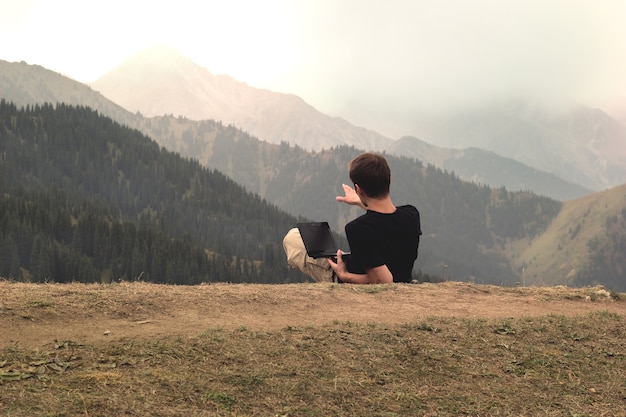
[
  {"xmin": 97, "ymin": 46, "xmax": 201, "ymax": 81},
  {"xmin": 125, "ymin": 46, "xmax": 196, "ymax": 71},
  {"xmin": 91, "ymin": 48, "xmax": 391, "ymax": 150}
]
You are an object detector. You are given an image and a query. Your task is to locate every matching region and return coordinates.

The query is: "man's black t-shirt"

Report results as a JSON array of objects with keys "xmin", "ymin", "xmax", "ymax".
[{"xmin": 345, "ymin": 205, "xmax": 421, "ymax": 283}]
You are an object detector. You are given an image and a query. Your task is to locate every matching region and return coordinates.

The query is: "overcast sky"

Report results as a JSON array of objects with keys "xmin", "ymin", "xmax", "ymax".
[{"xmin": 2, "ymin": 0, "xmax": 626, "ymax": 133}]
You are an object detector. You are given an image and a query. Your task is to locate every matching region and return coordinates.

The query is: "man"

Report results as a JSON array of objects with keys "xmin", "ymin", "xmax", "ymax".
[{"xmin": 283, "ymin": 152, "xmax": 421, "ymax": 284}]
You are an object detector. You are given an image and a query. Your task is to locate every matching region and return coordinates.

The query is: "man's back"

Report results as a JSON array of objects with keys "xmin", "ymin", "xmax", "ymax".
[{"xmin": 345, "ymin": 205, "xmax": 421, "ymax": 283}]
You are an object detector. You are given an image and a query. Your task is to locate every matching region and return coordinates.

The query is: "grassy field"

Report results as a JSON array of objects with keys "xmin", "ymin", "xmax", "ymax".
[{"xmin": 1, "ymin": 282, "xmax": 625, "ymax": 416}]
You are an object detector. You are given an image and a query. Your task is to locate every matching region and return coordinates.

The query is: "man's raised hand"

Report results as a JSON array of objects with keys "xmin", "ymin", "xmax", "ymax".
[{"xmin": 336, "ymin": 183, "xmax": 366, "ymax": 209}]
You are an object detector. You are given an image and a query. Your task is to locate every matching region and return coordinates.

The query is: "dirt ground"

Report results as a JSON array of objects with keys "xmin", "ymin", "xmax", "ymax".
[{"xmin": 1, "ymin": 281, "xmax": 624, "ymax": 350}]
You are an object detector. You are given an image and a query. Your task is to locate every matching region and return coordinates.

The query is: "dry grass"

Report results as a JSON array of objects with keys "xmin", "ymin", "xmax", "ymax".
[
  {"xmin": 1, "ymin": 282, "xmax": 625, "ymax": 416},
  {"xmin": 2, "ymin": 314, "xmax": 625, "ymax": 416}
]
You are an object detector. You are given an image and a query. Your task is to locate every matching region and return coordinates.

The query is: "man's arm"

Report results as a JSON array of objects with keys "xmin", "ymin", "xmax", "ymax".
[{"xmin": 327, "ymin": 251, "xmax": 393, "ymax": 284}]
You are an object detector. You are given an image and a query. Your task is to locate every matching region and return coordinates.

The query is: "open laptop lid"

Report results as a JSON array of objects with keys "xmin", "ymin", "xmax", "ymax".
[{"xmin": 297, "ymin": 222, "xmax": 350, "ymax": 259}]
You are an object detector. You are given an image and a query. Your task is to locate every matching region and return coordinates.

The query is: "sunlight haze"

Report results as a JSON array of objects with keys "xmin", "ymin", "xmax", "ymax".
[{"xmin": 2, "ymin": 0, "xmax": 626, "ymax": 136}]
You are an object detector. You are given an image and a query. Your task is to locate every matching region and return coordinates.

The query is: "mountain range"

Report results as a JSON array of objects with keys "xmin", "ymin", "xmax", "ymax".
[
  {"xmin": 386, "ymin": 136, "xmax": 591, "ymax": 200},
  {"xmin": 405, "ymin": 100, "xmax": 626, "ymax": 191},
  {"xmin": 0, "ymin": 101, "xmax": 304, "ymax": 284},
  {"xmin": 1, "ymin": 52, "xmax": 625, "ymax": 290},
  {"xmin": 90, "ymin": 47, "xmax": 609, "ymax": 201},
  {"xmin": 90, "ymin": 46, "xmax": 391, "ymax": 152},
  {"xmin": 2, "ymin": 56, "xmax": 588, "ymax": 202},
  {"xmin": 92, "ymin": 47, "xmax": 626, "ymax": 195}
]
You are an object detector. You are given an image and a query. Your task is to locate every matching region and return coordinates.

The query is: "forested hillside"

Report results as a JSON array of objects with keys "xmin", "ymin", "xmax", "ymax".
[
  {"xmin": 1, "ymin": 59, "xmax": 594, "ymax": 202},
  {"xmin": 0, "ymin": 101, "xmax": 305, "ymax": 284},
  {"xmin": 130, "ymin": 110, "xmax": 626, "ymax": 289},
  {"xmin": 190, "ymin": 127, "xmax": 563, "ymax": 284},
  {"xmin": 129, "ymin": 114, "xmax": 565, "ymax": 284},
  {"xmin": 576, "ymin": 206, "xmax": 626, "ymax": 291},
  {"xmin": 2, "ymin": 63, "xmax": 625, "ymax": 288}
]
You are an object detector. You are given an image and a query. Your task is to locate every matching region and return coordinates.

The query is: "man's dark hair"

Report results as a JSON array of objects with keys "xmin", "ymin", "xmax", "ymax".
[{"xmin": 349, "ymin": 153, "xmax": 391, "ymax": 198}]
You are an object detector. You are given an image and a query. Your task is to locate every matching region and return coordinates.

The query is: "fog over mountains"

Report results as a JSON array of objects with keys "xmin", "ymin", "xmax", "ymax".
[
  {"xmin": 90, "ymin": 47, "xmax": 625, "ymax": 199},
  {"xmin": 91, "ymin": 47, "xmax": 391, "ymax": 152},
  {"xmin": 404, "ymin": 100, "xmax": 626, "ymax": 191}
]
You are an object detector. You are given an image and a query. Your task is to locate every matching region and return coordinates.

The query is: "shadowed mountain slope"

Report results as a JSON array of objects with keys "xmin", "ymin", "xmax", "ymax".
[{"xmin": 0, "ymin": 101, "xmax": 303, "ymax": 284}]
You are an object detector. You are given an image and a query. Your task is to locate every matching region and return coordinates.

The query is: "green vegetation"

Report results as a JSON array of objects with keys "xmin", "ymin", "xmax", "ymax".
[
  {"xmin": 2, "ymin": 313, "xmax": 624, "ymax": 416},
  {"xmin": 577, "ymin": 206, "xmax": 626, "ymax": 291},
  {"xmin": 0, "ymin": 101, "xmax": 305, "ymax": 284},
  {"xmin": 197, "ymin": 136, "xmax": 562, "ymax": 284},
  {"xmin": 128, "ymin": 113, "xmax": 567, "ymax": 285},
  {"xmin": 2, "ymin": 59, "xmax": 626, "ymax": 289},
  {"xmin": 0, "ymin": 100, "xmax": 565, "ymax": 285},
  {"xmin": 2, "ymin": 97, "xmax": 624, "ymax": 289}
]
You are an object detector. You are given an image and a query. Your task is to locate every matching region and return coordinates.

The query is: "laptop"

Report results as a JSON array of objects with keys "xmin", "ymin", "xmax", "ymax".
[{"xmin": 297, "ymin": 222, "xmax": 351, "ymax": 259}]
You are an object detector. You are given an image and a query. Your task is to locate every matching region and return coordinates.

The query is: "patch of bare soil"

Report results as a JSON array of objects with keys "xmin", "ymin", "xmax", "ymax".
[{"xmin": 1, "ymin": 281, "xmax": 623, "ymax": 350}]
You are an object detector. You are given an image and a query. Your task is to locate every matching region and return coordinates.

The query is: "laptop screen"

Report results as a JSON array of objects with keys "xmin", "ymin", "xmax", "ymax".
[{"xmin": 297, "ymin": 222, "xmax": 340, "ymax": 258}]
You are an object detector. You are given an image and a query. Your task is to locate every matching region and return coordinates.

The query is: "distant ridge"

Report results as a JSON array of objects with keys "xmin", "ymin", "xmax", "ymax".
[
  {"xmin": 0, "ymin": 59, "xmax": 136, "ymax": 127},
  {"xmin": 388, "ymin": 136, "xmax": 592, "ymax": 201},
  {"xmin": 407, "ymin": 100, "xmax": 626, "ymax": 191},
  {"xmin": 86, "ymin": 48, "xmax": 594, "ymax": 200},
  {"xmin": 91, "ymin": 46, "xmax": 391, "ymax": 151},
  {"xmin": 0, "ymin": 56, "xmax": 583, "ymax": 204}
]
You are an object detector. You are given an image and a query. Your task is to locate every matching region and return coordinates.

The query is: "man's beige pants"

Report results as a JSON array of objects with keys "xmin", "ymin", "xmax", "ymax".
[{"xmin": 282, "ymin": 228, "xmax": 334, "ymax": 282}]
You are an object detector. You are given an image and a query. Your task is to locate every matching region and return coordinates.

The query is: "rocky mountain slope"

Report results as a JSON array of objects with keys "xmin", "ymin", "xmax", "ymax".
[
  {"xmin": 0, "ymin": 59, "xmax": 136, "ymax": 127},
  {"xmin": 90, "ymin": 46, "xmax": 391, "ymax": 151},
  {"xmin": 407, "ymin": 100, "xmax": 626, "ymax": 191}
]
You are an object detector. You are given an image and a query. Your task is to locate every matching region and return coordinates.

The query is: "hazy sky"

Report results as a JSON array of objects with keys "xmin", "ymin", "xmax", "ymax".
[{"xmin": 2, "ymin": 0, "xmax": 626, "ymax": 129}]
